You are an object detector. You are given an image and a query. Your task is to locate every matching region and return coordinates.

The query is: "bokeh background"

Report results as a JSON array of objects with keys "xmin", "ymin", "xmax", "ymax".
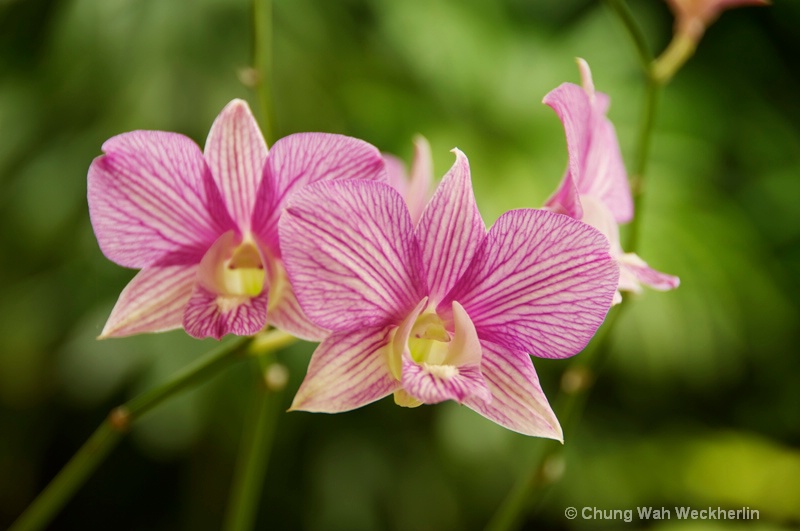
[{"xmin": 1, "ymin": 0, "xmax": 799, "ymax": 529}]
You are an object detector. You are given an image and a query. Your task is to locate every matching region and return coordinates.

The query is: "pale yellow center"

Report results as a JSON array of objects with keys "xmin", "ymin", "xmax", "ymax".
[
  {"xmin": 221, "ymin": 241, "xmax": 265, "ymax": 297},
  {"xmin": 407, "ymin": 312, "xmax": 451, "ymax": 365}
]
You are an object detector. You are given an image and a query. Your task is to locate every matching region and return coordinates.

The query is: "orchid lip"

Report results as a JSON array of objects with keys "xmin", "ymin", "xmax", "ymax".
[
  {"xmin": 390, "ymin": 299, "xmax": 484, "ymax": 394},
  {"xmin": 396, "ymin": 301, "xmax": 489, "ymax": 407}
]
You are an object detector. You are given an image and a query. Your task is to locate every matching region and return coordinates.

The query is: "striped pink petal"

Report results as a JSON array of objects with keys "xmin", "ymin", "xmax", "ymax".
[
  {"xmin": 251, "ymin": 133, "xmax": 386, "ymax": 254},
  {"xmin": 266, "ymin": 278, "xmax": 329, "ymax": 341},
  {"xmin": 183, "ymin": 285, "xmax": 268, "ymax": 340},
  {"xmin": 204, "ymin": 99, "xmax": 268, "ymax": 231},
  {"xmin": 464, "ymin": 340, "xmax": 562, "ymax": 440},
  {"xmin": 619, "ymin": 253, "xmax": 681, "ymax": 292},
  {"xmin": 100, "ymin": 265, "xmax": 197, "ymax": 338},
  {"xmin": 416, "ymin": 149, "xmax": 486, "ymax": 305},
  {"xmin": 440, "ymin": 209, "xmax": 618, "ymax": 359},
  {"xmin": 401, "ymin": 358, "xmax": 491, "ymax": 405},
  {"xmin": 543, "ymin": 59, "xmax": 633, "ymax": 223},
  {"xmin": 279, "ymin": 181, "xmax": 425, "ymax": 332},
  {"xmin": 290, "ymin": 327, "xmax": 400, "ymax": 412},
  {"xmin": 88, "ymin": 131, "xmax": 234, "ymax": 268}
]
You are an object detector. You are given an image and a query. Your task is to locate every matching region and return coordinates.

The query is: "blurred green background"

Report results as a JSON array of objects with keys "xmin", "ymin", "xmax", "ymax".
[{"xmin": 1, "ymin": 0, "xmax": 799, "ymax": 529}]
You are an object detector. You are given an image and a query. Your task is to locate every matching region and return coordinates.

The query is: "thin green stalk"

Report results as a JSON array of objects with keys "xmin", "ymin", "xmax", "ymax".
[
  {"xmin": 9, "ymin": 334, "xmax": 280, "ymax": 531},
  {"xmin": 223, "ymin": 355, "xmax": 288, "ymax": 531},
  {"xmin": 9, "ymin": 421, "xmax": 123, "ymax": 531},
  {"xmin": 651, "ymin": 33, "xmax": 696, "ymax": 85},
  {"xmin": 605, "ymin": 0, "xmax": 663, "ymax": 253},
  {"xmin": 627, "ymin": 76, "xmax": 661, "ymax": 252},
  {"xmin": 605, "ymin": 0, "xmax": 654, "ymax": 71},
  {"xmin": 252, "ymin": 0, "xmax": 275, "ymax": 143},
  {"xmin": 122, "ymin": 336, "xmax": 252, "ymax": 422},
  {"xmin": 249, "ymin": 329, "xmax": 296, "ymax": 356}
]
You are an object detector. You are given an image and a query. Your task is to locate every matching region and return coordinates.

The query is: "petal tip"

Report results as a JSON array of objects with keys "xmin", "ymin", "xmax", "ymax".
[
  {"xmin": 223, "ymin": 98, "xmax": 252, "ymax": 113},
  {"xmin": 576, "ymin": 57, "xmax": 595, "ymax": 95},
  {"xmin": 412, "ymin": 134, "xmax": 431, "ymax": 150},
  {"xmin": 552, "ymin": 423, "xmax": 565, "ymax": 443},
  {"xmin": 97, "ymin": 320, "xmax": 129, "ymax": 340},
  {"xmin": 449, "ymin": 147, "xmax": 468, "ymax": 162},
  {"xmin": 287, "ymin": 392, "xmax": 322, "ymax": 413}
]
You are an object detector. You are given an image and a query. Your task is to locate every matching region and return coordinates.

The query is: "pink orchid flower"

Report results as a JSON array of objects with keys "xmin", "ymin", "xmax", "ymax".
[
  {"xmin": 279, "ymin": 149, "xmax": 619, "ymax": 438},
  {"xmin": 89, "ymin": 99, "xmax": 385, "ymax": 340},
  {"xmin": 544, "ymin": 59, "xmax": 679, "ymax": 304},
  {"xmin": 383, "ymin": 135, "xmax": 434, "ymax": 226}
]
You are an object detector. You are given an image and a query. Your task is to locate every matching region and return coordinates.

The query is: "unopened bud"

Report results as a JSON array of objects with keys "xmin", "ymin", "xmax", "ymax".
[
  {"xmin": 541, "ymin": 454, "xmax": 566, "ymax": 484},
  {"xmin": 237, "ymin": 67, "xmax": 261, "ymax": 88},
  {"xmin": 264, "ymin": 363, "xmax": 289, "ymax": 391},
  {"xmin": 561, "ymin": 365, "xmax": 593, "ymax": 394}
]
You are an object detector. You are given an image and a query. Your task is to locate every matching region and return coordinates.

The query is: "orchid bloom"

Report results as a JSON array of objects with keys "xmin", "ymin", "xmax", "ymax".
[
  {"xmin": 89, "ymin": 99, "xmax": 385, "ymax": 340},
  {"xmin": 384, "ymin": 135, "xmax": 434, "ymax": 226},
  {"xmin": 279, "ymin": 149, "xmax": 619, "ymax": 438},
  {"xmin": 544, "ymin": 59, "xmax": 679, "ymax": 304}
]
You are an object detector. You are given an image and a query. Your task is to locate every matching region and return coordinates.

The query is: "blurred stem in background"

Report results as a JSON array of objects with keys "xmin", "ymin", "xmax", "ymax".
[
  {"xmin": 9, "ymin": 335, "xmax": 246, "ymax": 531},
  {"xmin": 9, "ymin": 330, "xmax": 297, "ymax": 531},
  {"xmin": 252, "ymin": 0, "xmax": 276, "ymax": 143},
  {"xmin": 223, "ymin": 354, "xmax": 290, "ymax": 531},
  {"xmin": 607, "ymin": 0, "xmax": 662, "ymax": 252},
  {"xmin": 485, "ymin": 1, "xmax": 675, "ymax": 529}
]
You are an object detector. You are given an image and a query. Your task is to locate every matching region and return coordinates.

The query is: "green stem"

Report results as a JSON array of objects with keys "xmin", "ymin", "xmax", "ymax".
[
  {"xmin": 252, "ymin": 0, "xmax": 275, "ymax": 143},
  {"xmin": 122, "ymin": 337, "xmax": 252, "ymax": 422},
  {"xmin": 627, "ymin": 76, "xmax": 661, "ymax": 252},
  {"xmin": 223, "ymin": 355, "xmax": 288, "ymax": 531},
  {"xmin": 249, "ymin": 329, "xmax": 296, "ymax": 356},
  {"xmin": 605, "ymin": 0, "xmax": 654, "ymax": 71},
  {"xmin": 9, "ymin": 333, "xmax": 284, "ymax": 531},
  {"xmin": 8, "ymin": 422, "xmax": 123, "ymax": 531},
  {"xmin": 605, "ymin": 0, "xmax": 664, "ymax": 253},
  {"xmin": 652, "ymin": 33, "xmax": 697, "ymax": 86}
]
